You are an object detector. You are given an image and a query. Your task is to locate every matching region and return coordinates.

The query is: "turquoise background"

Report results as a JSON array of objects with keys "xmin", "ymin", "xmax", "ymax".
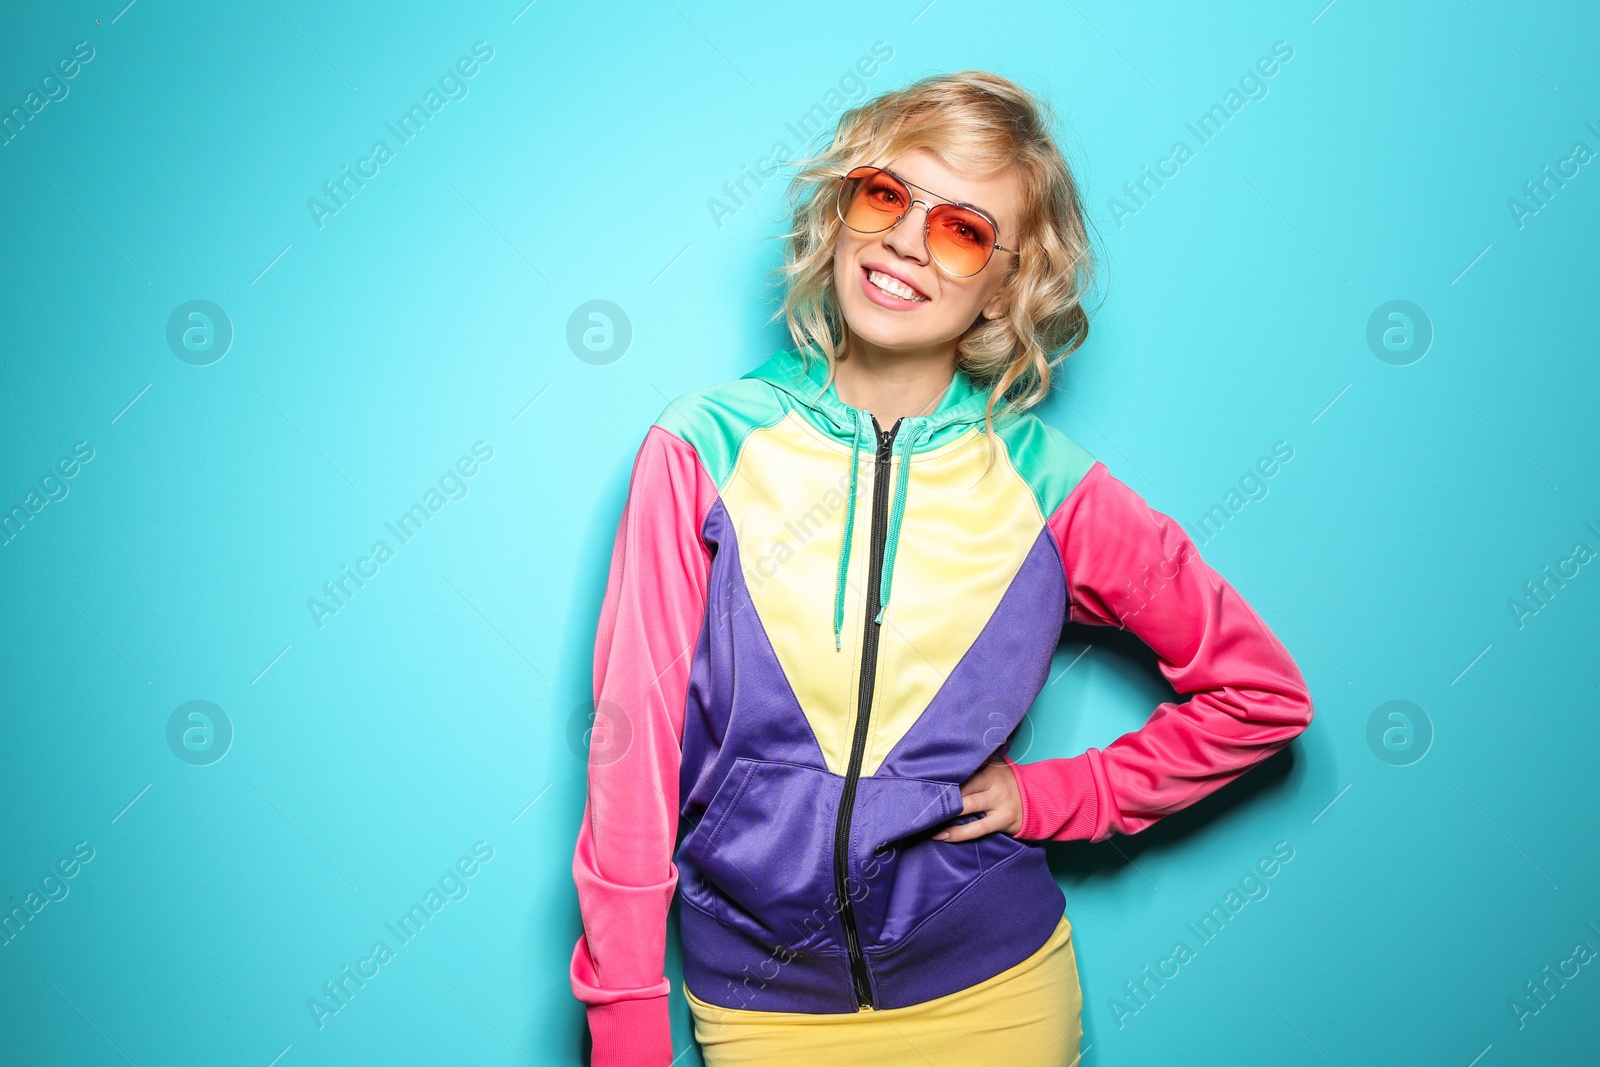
[{"xmin": 2, "ymin": 0, "xmax": 1597, "ymax": 1063}]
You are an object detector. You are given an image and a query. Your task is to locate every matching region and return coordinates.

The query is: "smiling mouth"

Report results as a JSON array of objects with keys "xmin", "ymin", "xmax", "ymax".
[{"xmin": 863, "ymin": 266, "xmax": 929, "ymax": 303}]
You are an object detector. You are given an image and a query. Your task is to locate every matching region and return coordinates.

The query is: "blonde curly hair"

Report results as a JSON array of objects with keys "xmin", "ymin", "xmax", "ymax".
[{"xmin": 767, "ymin": 69, "xmax": 1100, "ymax": 444}]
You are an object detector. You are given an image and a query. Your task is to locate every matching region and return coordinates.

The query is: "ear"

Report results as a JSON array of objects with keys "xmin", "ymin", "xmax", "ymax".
[
  {"xmin": 981, "ymin": 261, "xmax": 1019, "ymax": 321},
  {"xmin": 981, "ymin": 287, "xmax": 1009, "ymax": 322}
]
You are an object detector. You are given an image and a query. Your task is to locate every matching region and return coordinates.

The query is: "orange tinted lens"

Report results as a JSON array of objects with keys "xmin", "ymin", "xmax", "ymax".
[
  {"xmin": 841, "ymin": 167, "xmax": 909, "ymax": 231},
  {"xmin": 927, "ymin": 205, "xmax": 996, "ymax": 276}
]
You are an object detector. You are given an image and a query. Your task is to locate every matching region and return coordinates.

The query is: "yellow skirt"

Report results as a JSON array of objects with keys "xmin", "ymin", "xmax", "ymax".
[{"xmin": 684, "ymin": 912, "xmax": 1083, "ymax": 1067}]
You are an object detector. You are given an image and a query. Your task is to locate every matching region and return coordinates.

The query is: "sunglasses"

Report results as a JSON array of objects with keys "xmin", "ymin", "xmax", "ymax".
[{"xmin": 834, "ymin": 165, "xmax": 1019, "ymax": 278}]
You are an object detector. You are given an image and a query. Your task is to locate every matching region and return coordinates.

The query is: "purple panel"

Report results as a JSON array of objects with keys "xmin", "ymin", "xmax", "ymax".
[{"xmin": 681, "ymin": 835, "xmax": 1065, "ymax": 1013}]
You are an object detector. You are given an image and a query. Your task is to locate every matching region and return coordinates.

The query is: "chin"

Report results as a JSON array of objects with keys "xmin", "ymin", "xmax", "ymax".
[
  {"xmin": 840, "ymin": 296, "xmax": 941, "ymax": 346},
  {"xmin": 843, "ymin": 318, "xmax": 950, "ymax": 355}
]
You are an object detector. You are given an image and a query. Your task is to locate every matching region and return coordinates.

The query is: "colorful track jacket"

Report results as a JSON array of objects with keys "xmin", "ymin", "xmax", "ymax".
[{"xmin": 570, "ymin": 346, "xmax": 1314, "ymax": 1065}]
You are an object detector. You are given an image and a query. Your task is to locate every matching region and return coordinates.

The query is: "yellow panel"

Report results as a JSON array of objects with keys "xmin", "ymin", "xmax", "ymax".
[
  {"xmin": 720, "ymin": 410, "xmax": 1044, "ymax": 777},
  {"xmin": 722, "ymin": 411, "xmax": 866, "ymax": 775}
]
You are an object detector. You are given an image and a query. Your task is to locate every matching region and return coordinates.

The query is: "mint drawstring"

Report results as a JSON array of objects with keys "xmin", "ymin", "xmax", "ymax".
[{"xmin": 832, "ymin": 408, "xmax": 868, "ymax": 651}]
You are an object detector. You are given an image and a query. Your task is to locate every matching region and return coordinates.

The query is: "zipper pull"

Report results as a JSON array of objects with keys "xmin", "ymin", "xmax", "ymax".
[{"xmin": 879, "ymin": 417, "xmax": 901, "ymax": 450}]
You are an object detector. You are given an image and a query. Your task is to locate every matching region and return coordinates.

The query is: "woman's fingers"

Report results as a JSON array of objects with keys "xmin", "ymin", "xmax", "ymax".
[
  {"xmin": 938, "ymin": 760, "xmax": 1023, "ymax": 839},
  {"xmin": 954, "ymin": 784, "xmax": 987, "ymax": 815},
  {"xmin": 934, "ymin": 812, "xmax": 1004, "ymax": 844}
]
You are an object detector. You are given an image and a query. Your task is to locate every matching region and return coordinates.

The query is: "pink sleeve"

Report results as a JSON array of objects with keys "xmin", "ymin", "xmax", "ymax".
[
  {"xmin": 570, "ymin": 424, "xmax": 717, "ymax": 1067},
  {"xmin": 1004, "ymin": 461, "xmax": 1314, "ymax": 843}
]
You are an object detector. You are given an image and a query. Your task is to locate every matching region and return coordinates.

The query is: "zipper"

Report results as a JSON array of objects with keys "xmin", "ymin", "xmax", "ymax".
[{"xmin": 832, "ymin": 412, "xmax": 901, "ymax": 1010}]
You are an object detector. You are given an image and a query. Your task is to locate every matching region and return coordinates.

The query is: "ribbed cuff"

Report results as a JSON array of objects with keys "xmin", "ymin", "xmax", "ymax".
[
  {"xmin": 587, "ymin": 995, "xmax": 672, "ymax": 1067},
  {"xmin": 1004, "ymin": 753, "xmax": 1100, "ymax": 841},
  {"xmin": 1001, "ymin": 754, "xmax": 1029, "ymax": 834}
]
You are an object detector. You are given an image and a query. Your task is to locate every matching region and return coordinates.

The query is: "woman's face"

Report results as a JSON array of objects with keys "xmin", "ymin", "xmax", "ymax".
[{"xmin": 832, "ymin": 146, "xmax": 1023, "ymax": 361}]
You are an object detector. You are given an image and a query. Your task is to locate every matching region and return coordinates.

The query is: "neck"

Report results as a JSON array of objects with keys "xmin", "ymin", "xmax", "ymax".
[{"xmin": 832, "ymin": 328, "xmax": 957, "ymax": 429}]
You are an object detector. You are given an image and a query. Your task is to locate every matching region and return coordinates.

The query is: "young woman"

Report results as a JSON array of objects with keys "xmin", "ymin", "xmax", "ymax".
[{"xmin": 570, "ymin": 71, "xmax": 1314, "ymax": 1066}]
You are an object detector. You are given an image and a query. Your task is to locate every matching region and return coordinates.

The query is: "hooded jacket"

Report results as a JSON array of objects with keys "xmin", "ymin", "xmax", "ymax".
[{"xmin": 570, "ymin": 345, "xmax": 1314, "ymax": 1065}]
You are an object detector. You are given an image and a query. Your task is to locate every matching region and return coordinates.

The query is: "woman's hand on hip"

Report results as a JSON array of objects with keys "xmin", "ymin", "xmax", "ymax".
[{"xmin": 934, "ymin": 758, "xmax": 1023, "ymax": 841}]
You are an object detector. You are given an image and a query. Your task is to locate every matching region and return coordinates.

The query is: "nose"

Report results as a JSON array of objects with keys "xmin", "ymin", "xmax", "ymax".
[{"xmin": 881, "ymin": 200, "xmax": 931, "ymax": 264}]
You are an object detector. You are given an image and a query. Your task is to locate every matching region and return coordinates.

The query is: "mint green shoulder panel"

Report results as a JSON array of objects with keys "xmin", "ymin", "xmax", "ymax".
[
  {"xmin": 989, "ymin": 411, "xmax": 1099, "ymax": 518},
  {"xmin": 653, "ymin": 377, "xmax": 788, "ymax": 491}
]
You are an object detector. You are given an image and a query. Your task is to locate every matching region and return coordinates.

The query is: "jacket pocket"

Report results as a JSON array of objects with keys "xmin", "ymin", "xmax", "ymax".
[
  {"xmin": 676, "ymin": 757, "xmax": 844, "ymax": 953},
  {"xmin": 848, "ymin": 775, "xmax": 1039, "ymax": 948}
]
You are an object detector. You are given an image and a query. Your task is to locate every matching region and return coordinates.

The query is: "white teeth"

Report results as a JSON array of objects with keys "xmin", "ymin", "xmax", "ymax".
[{"xmin": 867, "ymin": 269, "xmax": 926, "ymax": 302}]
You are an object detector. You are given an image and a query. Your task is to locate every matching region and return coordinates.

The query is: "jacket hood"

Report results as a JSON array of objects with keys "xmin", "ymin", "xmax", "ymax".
[{"xmin": 742, "ymin": 346, "xmax": 1001, "ymax": 651}]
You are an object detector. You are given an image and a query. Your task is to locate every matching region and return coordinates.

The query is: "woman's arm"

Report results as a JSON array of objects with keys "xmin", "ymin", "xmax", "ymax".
[
  {"xmin": 570, "ymin": 423, "xmax": 716, "ymax": 1066},
  {"xmin": 1005, "ymin": 460, "xmax": 1314, "ymax": 843}
]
